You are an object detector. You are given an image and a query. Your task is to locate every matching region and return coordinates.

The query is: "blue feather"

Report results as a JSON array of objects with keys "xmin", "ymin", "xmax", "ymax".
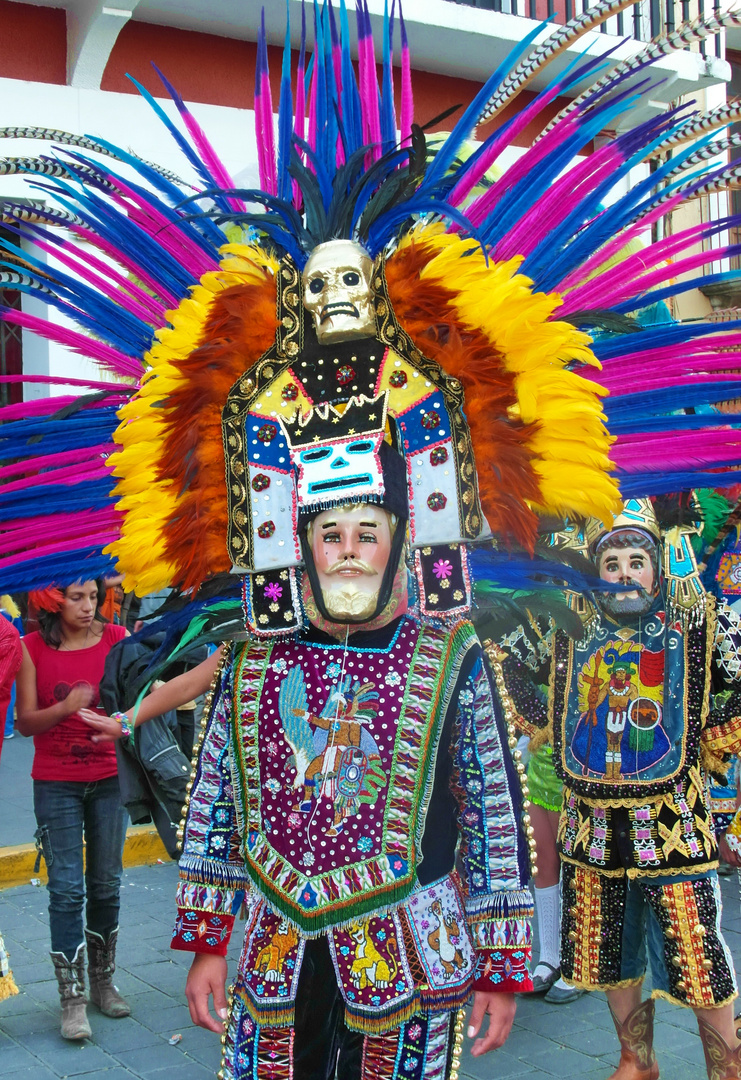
[
  {"xmin": 277, "ymin": 1, "xmax": 294, "ymax": 203},
  {"xmin": 420, "ymin": 20, "xmax": 549, "ymax": 193}
]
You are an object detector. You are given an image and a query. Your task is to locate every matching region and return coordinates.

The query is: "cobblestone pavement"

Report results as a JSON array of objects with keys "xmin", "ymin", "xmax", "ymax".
[{"xmin": 1, "ymin": 860, "xmax": 739, "ymax": 1079}]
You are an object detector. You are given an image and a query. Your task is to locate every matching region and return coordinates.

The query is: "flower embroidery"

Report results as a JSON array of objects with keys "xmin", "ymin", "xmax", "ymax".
[
  {"xmin": 287, "ymin": 812, "xmax": 302, "ymax": 830},
  {"xmin": 264, "ymin": 582, "xmax": 283, "ymax": 602},
  {"xmin": 264, "ymin": 778, "xmax": 282, "ymax": 795},
  {"xmin": 301, "ymin": 852, "xmax": 315, "ymax": 868},
  {"xmin": 272, "ymin": 658, "xmax": 288, "ymax": 674},
  {"xmin": 325, "ymin": 661, "xmax": 342, "ymax": 680},
  {"xmin": 433, "ymin": 559, "xmax": 453, "ymax": 580},
  {"xmin": 384, "ymin": 670, "xmax": 401, "ymax": 687},
  {"xmin": 357, "ymin": 836, "xmax": 373, "ymax": 854},
  {"xmin": 408, "ymin": 1023, "xmax": 423, "ymax": 1041}
]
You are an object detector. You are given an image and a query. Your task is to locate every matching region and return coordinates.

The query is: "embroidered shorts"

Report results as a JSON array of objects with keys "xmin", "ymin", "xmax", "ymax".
[
  {"xmin": 221, "ymin": 937, "xmax": 462, "ymax": 1080},
  {"xmin": 560, "ymin": 861, "xmax": 738, "ymax": 1008}
]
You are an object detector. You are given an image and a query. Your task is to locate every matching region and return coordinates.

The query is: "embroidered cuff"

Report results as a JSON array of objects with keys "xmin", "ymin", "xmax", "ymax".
[
  {"xmin": 171, "ymin": 907, "xmax": 235, "ymax": 955},
  {"xmin": 473, "ymin": 946, "xmax": 533, "ymax": 992},
  {"xmin": 703, "ymin": 715, "xmax": 741, "ymax": 757}
]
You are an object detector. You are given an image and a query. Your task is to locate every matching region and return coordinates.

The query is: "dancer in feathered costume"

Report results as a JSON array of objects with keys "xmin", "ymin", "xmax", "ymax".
[{"xmin": 3, "ymin": 1, "xmax": 741, "ymax": 1075}]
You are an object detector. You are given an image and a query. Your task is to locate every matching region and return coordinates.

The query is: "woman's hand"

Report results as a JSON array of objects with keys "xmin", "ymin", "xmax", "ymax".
[
  {"xmin": 64, "ymin": 683, "xmax": 95, "ymax": 714},
  {"xmin": 80, "ymin": 708, "xmax": 125, "ymax": 742}
]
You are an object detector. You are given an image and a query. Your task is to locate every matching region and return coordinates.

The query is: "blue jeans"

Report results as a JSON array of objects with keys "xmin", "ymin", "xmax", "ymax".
[{"xmin": 33, "ymin": 777, "xmax": 128, "ymax": 959}]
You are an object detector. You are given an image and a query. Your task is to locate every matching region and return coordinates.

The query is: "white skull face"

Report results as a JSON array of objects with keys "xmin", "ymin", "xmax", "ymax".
[{"xmin": 302, "ymin": 240, "xmax": 375, "ymax": 343}]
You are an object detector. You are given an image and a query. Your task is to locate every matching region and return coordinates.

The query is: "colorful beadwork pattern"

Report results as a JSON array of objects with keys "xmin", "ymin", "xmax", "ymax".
[
  {"xmin": 328, "ymin": 913, "xmax": 416, "ymax": 1033},
  {"xmin": 230, "ymin": 619, "xmax": 475, "ymax": 933}
]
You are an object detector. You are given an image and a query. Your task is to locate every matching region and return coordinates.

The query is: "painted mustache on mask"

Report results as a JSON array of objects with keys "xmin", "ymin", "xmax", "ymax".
[{"xmin": 322, "ymin": 558, "xmax": 378, "ymax": 576}]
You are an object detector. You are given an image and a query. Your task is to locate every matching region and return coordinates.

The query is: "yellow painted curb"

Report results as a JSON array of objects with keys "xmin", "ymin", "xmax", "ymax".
[{"xmin": 0, "ymin": 825, "xmax": 171, "ymax": 890}]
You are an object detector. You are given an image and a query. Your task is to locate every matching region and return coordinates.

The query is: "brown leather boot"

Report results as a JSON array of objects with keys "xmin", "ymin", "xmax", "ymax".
[
  {"xmin": 608, "ymin": 998, "xmax": 660, "ymax": 1080},
  {"xmin": 51, "ymin": 944, "xmax": 92, "ymax": 1040},
  {"xmin": 698, "ymin": 1016, "xmax": 741, "ymax": 1080},
  {"xmin": 86, "ymin": 927, "xmax": 131, "ymax": 1018}
]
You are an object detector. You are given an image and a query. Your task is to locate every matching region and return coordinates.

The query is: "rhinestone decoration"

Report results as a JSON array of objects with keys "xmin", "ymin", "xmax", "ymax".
[
  {"xmin": 257, "ymin": 520, "xmax": 276, "ymax": 539},
  {"xmin": 421, "ymin": 410, "xmax": 440, "ymax": 430},
  {"xmin": 336, "ymin": 364, "xmax": 356, "ymax": 386},
  {"xmin": 389, "ymin": 370, "xmax": 407, "ymax": 388},
  {"xmin": 257, "ymin": 424, "xmax": 277, "ymax": 444},
  {"xmin": 281, "ymin": 383, "xmax": 299, "ymax": 402},
  {"xmin": 430, "ymin": 446, "xmax": 449, "ymax": 466},
  {"xmin": 427, "ymin": 492, "xmax": 447, "ymax": 511},
  {"xmin": 252, "ymin": 474, "xmax": 271, "ymax": 492}
]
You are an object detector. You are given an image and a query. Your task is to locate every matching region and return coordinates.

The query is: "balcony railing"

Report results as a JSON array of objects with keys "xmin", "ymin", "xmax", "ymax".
[{"xmin": 446, "ymin": 0, "xmax": 723, "ymax": 53}]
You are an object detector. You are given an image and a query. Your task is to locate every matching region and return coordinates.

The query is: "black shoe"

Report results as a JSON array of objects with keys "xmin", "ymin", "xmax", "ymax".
[{"xmin": 531, "ymin": 962, "xmax": 560, "ymax": 994}]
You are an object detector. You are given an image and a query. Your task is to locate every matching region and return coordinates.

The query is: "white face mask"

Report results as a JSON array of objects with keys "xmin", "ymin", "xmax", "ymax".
[{"xmin": 302, "ymin": 240, "xmax": 376, "ymax": 344}]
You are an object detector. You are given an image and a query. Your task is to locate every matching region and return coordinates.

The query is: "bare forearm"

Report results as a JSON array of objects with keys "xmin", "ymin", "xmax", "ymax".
[
  {"xmin": 129, "ymin": 647, "xmax": 223, "ymax": 727},
  {"xmin": 16, "ymin": 699, "xmax": 71, "ymax": 736}
]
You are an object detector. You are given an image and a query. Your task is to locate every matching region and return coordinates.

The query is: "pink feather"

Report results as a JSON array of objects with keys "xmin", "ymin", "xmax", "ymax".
[
  {"xmin": 0, "ymin": 310, "xmax": 142, "ymax": 378},
  {"xmin": 399, "ymin": 3, "xmax": 413, "ymax": 146},
  {"xmin": 0, "ymin": 443, "xmax": 115, "ymax": 482}
]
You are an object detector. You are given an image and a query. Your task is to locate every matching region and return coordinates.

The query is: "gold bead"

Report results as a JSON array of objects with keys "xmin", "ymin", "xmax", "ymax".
[
  {"xmin": 569, "ymin": 931, "xmax": 578, "ymax": 941},
  {"xmin": 694, "ymin": 924, "xmax": 706, "ymax": 936},
  {"xmin": 660, "ymin": 896, "xmax": 670, "ymax": 908},
  {"xmin": 671, "ymin": 956, "xmax": 682, "ymax": 967},
  {"xmin": 676, "ymin": 980, "xmax": 687, "ymax": 992},
  {"xmin": 516, "ymin": 763, "xmax": 526, "ymax": 774},
  {"xmin": 665, "ymin": 927, "xmax": 676, "ymax": 939},
  {"xmin": 702, "ymin": 959, "xmax": 713, "ymax": 971}
]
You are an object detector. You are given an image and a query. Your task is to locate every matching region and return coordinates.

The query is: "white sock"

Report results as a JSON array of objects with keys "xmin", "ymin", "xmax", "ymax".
[{"xmin": 534, "ymin": 883, "xmax": 560, "ymax": 974}]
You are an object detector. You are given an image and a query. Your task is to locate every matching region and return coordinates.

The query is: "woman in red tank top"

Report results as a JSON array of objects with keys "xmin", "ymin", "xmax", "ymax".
[{"xmin": 16, "ymin": 581, "xmax": 130, "ymax": 1041}]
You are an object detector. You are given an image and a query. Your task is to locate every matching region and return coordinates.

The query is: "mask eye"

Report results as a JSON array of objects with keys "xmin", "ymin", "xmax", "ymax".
[
  {"xmin": 342, "ymin": 271, "xmax": 360, "ymax": 286},
  {"xmin": 346, "ymin": 440, "xmax": 373, "ymax": 454},
  {"xmin": 309, "ymin": 278, "xmax": 325, "ymax": 294},
  {"xmin": 301, "ymin": 447, "xmax": 332, "ymax": 462}
]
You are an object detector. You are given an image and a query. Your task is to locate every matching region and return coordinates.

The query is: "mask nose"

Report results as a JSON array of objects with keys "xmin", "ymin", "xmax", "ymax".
[{"xmin": 331, "ymin": 456, "xmax": 348, "ymax": 470}]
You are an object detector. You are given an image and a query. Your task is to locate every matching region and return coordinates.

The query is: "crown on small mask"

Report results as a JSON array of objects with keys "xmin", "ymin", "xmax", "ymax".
[{"xmin": 279, "ymin": 391, "xmax": 389, "ymax": 450}]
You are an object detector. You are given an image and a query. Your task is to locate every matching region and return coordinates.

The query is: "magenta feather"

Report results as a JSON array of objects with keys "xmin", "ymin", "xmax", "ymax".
[
  {"xmin": 462, "ymin": 114, "xmax": 580, "ymax": 228},
  {"xmin": 0, "ymin": 526, "xmax": 122, "ymax": 569},
  {"xmin": 0, "ymin": 459, "xmax": 113, "ymax": 496},
  {"xmin": 68, "ymin": 225, "xmax": 180, "ymax": 307},
  {"xmin": 0, "ymin": 310, "xmax": 142, "ymax": 378},
  {"xmin": 293, "ymin": 2, "xmax": 307, "ymax": 207},
  {"xmin": 357, "ymin": 0, "xmax": 382, "ymax": 162},
  {"xmin": 495, "ymin": 143, "xmax": 623, "ymax": 261},
  {"xmin": 255, "ymin": 10, "xmax": 278, "ymax": 197},
  {"xmin": 52, "ymin": 236, "xmax": 167, "ymax": 322},
  {"xmin": 561, "ymin": 245, "xmax": 740, "ymax": 314},
  {"xmin": 0, "ymin": 443, "xmax": 115, "ymax": 482},
  {"xmin": 613, "ymin": 430, "xmax": 741, "ymax": 471}
]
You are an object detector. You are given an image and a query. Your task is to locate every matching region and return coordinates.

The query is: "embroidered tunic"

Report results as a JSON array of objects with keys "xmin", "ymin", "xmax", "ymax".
[
  {"xmin": 172, "ymin": 615, "xmax": 533, "ymax": 1032},
  {"xmin": 503, "ymin": 595, "xmax": 741, "ymax": 878}
]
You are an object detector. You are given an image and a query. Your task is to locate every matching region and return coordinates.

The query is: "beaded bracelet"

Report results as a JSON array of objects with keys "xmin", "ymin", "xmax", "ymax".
[{"xmin": 111, "ymin": 711, "xmax": 134, "ymax": 740}]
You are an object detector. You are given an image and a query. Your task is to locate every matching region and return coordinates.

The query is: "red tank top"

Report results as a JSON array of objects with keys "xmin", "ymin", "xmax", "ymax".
[{"xmin": 24, "ymin": 623, "xmax": 126, "ymax": 782}]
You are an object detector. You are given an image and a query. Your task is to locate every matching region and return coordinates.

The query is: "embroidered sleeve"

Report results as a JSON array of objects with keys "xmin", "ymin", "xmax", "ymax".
[
  {"xmin": 450, "ymin": 652, "xmax": 533, "ymax": 993},
  {"xmin": 172, "ymin": 655, "xmax": 249, "ymax": 956},
  {"xmin": 501, "ymin": 655, "xmax": 548, "ymax": 739}
]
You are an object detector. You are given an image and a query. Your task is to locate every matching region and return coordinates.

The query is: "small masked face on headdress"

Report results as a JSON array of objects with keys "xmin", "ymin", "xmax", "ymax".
[
  {"xmin": 308, "ymin": 503, "xmax": 395, "ymax": 622},
  {"xmin": 596, "ymin": 531, "xmax": 658, "ymax": 619},
  {"xmin": 302, "ymin": 240, "xmax": 376, "ymax": 343}
]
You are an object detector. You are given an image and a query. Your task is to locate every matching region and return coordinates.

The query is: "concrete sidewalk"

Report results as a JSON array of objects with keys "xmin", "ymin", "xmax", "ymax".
[{"xmin": 1, "ymin": 858, "xmax": 738, "ymax": 1079}]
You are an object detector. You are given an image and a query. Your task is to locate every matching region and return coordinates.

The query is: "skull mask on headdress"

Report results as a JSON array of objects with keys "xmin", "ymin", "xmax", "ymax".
[{"xmin": 302, "ymin": 240, "xmax": 376, "ymax": 343}]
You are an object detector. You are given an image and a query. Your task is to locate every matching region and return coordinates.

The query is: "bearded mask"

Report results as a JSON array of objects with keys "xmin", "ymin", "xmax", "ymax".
[{"xmin": 302, "ymin": 240, "xmax": 376, "ymax": 343}]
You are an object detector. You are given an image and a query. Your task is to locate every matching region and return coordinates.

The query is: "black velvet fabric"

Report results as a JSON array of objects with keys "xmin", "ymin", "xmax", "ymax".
[{"xmin": 293, "ymin": 936, "xmax": 363, "ymax": 1080}]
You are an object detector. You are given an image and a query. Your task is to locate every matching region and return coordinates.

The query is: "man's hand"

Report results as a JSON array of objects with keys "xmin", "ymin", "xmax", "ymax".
[
  {"xmin": 185, "ymin": 953, "xmax": 229, "ymax": 1033},
  {"xmin": 467, "ymin": 991, "xmax": 516, "ymax": 1057}
]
